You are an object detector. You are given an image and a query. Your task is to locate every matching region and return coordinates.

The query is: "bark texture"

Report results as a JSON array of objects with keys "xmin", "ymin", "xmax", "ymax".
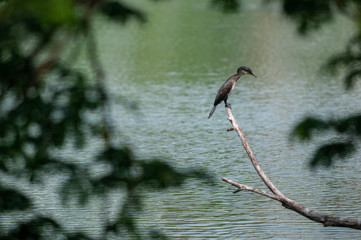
[{"xmin": 222, "ymin": 106, "xmax": 361, "ymax": 230}]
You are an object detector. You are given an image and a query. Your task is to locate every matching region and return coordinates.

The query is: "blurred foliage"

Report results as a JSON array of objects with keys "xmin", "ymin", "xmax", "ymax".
[
  {"xmin": 281, "ymin": 0, "xmax": 334, "ymax": 34},
  {"xmin": 210, "ymin": 0, "xmax": 240, "ymax": 13},
  {"xmin": 0, "ymin": 0, "xmax": 212, "ymax": 239},
  {"xmin": 99, "ymin": 1, "xmax": 146, "ymax": 23},
  {"xmin": 327, "ymin": 34, "xmax": 361, "ymax": 90},
  {"xmin": 284, "ymin": 0, "xmax": 361, "ymax": 167},
  {"xmin": 0, "ymin": 186, "xmax": 31, "ymax": 212},
  {"xmin": 291, "ymin": 115, "xmax": 361, "ymax": 168},
  {"xmin": 280, "ymin": 0, "xmax": 361, "ymax": 34}
]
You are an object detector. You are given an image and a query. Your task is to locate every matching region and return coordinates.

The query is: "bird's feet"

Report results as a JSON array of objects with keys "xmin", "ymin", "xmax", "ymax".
[{"xmin": 225, "ymin": 103, "xmax": 232, "ymax": 109}]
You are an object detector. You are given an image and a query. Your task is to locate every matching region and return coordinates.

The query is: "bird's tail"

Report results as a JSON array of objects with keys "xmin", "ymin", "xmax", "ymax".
[{"xmin": 208, "ymin": 106, "xmax": 217, "ymax": 119}]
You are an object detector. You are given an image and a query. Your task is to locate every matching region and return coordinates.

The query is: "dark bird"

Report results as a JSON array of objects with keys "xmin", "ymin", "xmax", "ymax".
[{"xmin": 208, "ymin": 66, "xmax": 256, "ymax": 119}]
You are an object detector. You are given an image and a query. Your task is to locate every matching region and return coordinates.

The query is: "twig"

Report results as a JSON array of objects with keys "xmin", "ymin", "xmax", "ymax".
[
  {"xmin": 221, "ymin": 177, "xmax": 280, "ymax": 200},
  {"xmin": 222, "ymin": 106, "xmax": 361, "ymax": 230}
]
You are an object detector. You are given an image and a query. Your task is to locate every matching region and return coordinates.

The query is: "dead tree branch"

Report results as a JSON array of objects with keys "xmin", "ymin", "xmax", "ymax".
[{"xmin": 222, "ymin": 106, "xmax": 361, "ymax": 230}]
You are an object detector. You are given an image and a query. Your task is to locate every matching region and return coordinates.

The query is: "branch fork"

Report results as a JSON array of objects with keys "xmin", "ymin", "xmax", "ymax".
[{"xmin": 222, "ymin": 106, "xmax": 361, "ymax": 230}]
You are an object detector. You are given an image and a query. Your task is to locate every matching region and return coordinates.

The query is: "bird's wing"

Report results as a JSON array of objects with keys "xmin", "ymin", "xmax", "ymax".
[{"xmin": 213, "ymin": 79, "xmax": 234, "ymax": 105}]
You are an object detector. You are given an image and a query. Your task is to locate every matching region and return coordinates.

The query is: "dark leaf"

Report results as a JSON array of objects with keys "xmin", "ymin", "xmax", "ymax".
[
  {"xmin": 344, "ymin": 68, "xmax": 361, "ymax": 89},
  {"xmin": 324, "ymin": 35, "xmax": 361, "ymax": 90},
  {"xmin": 4, "ymin": 216, "xmax": 62, "ymax": 239},
  {"xmin": 0, "ymin": 186, "xmax": 31, "ymax": 211},
  {"xmin": 141, "ymin": 160, "xmax": 185, "ymax": 188},
  {"xmin": 291, "ymin": 117, "xmax": 330, "ymax": 141},
  {"xmin": 98, "ymin": 1, "xmax": 146, "ymax": 23},
  {"xmin": 210, "ymin": 0, "xmax": 240, "ymax": 12},
  {"xmin": 310, "ymin": 141, "xmax": 355, "ymax": 168},
  {"xmin": 332, "ymin": 114, "xmax": 361, "ymax": 136},
  {"xmin": 98, "ymin": 146, "xmax": 133, "ymax": 175},
  {"xmin": 66, "ymin": 232, "xmax": 93, "ymax": 240},
  {"xmin": 282, "ymin": 0, "xmax": 333, "ymax": 34},
  {"xmin": 141, "ymin": 160, "xmax": 214, "ymax": 188}
]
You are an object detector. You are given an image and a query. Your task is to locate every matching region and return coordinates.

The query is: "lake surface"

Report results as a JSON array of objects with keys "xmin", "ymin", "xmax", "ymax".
[
  {"xmin": 4, "ymin": 0, "xmax": 361, "ymax": 239},
  {"xmin": 91, "ymin": 0, "xmax": 361, "ymax": 239}
]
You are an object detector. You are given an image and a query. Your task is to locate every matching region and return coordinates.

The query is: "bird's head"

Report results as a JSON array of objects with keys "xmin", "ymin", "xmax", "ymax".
[{"xmin": 237, "ymin": 66, "xmax": 257, "ymax": 77}]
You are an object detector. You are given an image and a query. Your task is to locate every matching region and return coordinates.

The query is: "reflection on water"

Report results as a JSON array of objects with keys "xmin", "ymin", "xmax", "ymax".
[{"xmin": 5, "ymin": 0, "xmax": 361, "ymax": 239}]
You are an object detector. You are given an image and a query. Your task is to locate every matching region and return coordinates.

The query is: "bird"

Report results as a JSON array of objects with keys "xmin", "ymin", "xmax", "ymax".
[{"xmin": 208, "ymin": 66, "xmax": 256, "ymax": 119}]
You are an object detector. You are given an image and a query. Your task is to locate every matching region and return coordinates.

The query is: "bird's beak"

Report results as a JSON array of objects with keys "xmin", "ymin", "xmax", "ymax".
[{"xmin": 249, "ymin": 72, "xmax": 257, "ymax": 78}]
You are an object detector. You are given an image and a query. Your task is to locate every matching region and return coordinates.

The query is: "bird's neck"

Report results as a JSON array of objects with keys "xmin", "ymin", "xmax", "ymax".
[{"xmin": 234, "ymin": 73, "xmax": 243, "ymax": 81}]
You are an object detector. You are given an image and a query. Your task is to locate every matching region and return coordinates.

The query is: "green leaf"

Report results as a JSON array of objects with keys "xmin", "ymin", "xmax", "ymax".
[{"xmin": 23, "ymin": 0, "xmax": 76, "ymax": 27}]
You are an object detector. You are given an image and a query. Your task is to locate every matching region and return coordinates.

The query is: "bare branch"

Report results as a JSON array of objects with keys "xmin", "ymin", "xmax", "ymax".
[
  {"xmin": 225, "ymin": 107, "xmax": 286, "ymax": 198},
  {"xmin": 221, "ymin": 177, "xmax": 280, "ymax": 200},
  {"xmin": 222, "ymin": 106, "xmax": 361, "ymax": 230}
]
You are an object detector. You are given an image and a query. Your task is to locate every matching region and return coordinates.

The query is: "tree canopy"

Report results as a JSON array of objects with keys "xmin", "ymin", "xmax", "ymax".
[{"xmin": 0, "ymin": 0, "xmax": 210, "ymax": 239}]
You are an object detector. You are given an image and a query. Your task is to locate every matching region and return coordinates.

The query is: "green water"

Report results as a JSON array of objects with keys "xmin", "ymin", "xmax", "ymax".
[
  {"xmin": 6, "ymin": 0, "xmax": 361, "ymax": 239},
  {"xmin": 95, "ymin": 1, "xmax": 361, "ymax": 239}
]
